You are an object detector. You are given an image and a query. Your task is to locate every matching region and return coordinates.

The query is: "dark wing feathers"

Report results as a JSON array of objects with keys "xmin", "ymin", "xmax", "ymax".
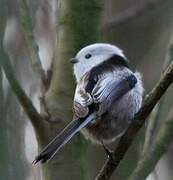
[
  {"xmin": 33, "ymin": 55, "xmax": 134, "ymax": 164},
  {"xmin": 92, "ymin": 74, "xmax": 137, "ymax": 115}
]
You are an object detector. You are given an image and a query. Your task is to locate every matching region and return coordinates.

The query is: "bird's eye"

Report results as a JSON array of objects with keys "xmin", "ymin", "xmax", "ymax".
[{"xmin": 85, "ymin": 53, "xmax": 92, "ymax": 59}]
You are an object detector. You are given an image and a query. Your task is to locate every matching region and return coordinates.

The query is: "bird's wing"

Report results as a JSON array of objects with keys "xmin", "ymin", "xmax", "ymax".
[{"xmin": 92, "ymin": 72, "xmax": 137, "ymax": 116}]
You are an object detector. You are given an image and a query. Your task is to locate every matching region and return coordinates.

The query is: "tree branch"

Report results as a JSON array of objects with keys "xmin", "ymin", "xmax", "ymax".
[
  {"xmin": 141, "ymin": 35, "xmax": 173, "ymax": 159},
  {"xmin": 103, "ymin": 0, "xmax": 163, "ymax": 29},
  {"xmin": 19, "ymin": 0, "xmax": 44, "ymax": 78},
  {"xmin": 19, "ymin": 0, "xmax": 51, "ymax": 118},
  {"xmin": 0, "ymin": 50, "xmax": 44, "ymax": 130},
  {"xmin": 142, "ymin": 103, "xmax": 162, "ymax": 155},
  {"xmin": 95, "ymin": 45, "xmax": 173, "ymax": 180},
  {"xmin": 128, "ymin": 109, "xmax": 173, "ymax": 180}
]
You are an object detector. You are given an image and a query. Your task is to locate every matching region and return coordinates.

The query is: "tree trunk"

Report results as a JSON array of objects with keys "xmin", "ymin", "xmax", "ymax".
[
  {"xmin": 35, "ymin": 1, "xmax": 104, "ymax": 180},
  {"xmin": 0, "ymin": 0, "xmax": 29, "ymax": 179}
]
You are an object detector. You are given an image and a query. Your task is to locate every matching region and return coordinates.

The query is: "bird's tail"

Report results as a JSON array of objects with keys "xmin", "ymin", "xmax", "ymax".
[{"xmin": 33, "ymin": 113, "xmax": 95, "ymax": 164}]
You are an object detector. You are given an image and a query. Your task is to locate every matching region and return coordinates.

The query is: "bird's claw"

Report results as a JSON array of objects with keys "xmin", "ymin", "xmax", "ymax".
[{"xmin": 101, "ymin": 141, "xmax": 114, "ymax": 160}]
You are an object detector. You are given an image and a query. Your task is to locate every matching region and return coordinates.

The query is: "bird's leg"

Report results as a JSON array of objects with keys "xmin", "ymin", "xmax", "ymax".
[{"xmin": 100, "ymin": 141, "xmax": 114, "ymax": 160}]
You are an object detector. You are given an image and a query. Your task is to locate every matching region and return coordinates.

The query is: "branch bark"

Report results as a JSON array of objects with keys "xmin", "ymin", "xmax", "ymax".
[
  {"xmin": 95, "ymin": 45, "xmax": 173, "ymax": 180},
  {"xmin": 128, "ymin": 109, "xmax": 173, "ymax": 180},
  {"xmin": 0, "ymin": 50, "xmax": 44, "ymax": 130}
]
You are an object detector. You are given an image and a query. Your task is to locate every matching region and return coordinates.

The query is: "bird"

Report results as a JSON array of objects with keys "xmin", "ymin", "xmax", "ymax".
[{"xmin": 33, "ymin": 43, "xmax": 144, "ymax": 164}]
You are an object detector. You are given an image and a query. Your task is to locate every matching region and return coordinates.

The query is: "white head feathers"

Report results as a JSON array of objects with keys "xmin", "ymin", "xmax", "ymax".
[{"xmin": 72, "ymin": 43, "xmax": 127, "ymax": 81}]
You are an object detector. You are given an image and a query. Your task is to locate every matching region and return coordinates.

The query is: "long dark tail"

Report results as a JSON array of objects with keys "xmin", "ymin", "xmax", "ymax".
[{"xmin": 33, "ymin": 113, "xmax": 95, "ymax": 164}]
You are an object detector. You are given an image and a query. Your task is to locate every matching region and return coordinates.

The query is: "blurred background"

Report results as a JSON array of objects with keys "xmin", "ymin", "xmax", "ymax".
[{"xmin": 0, "ymin": 0, "xmax": 173, "ymax": 180}]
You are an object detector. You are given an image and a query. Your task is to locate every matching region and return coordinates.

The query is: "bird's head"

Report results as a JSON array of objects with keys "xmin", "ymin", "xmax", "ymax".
[{"xmin": 70, "ymin": 43, "xmax": 127, "ymax": 81}]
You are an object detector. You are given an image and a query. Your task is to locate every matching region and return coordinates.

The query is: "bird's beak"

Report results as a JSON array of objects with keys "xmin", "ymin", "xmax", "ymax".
[{"xmin": 70, "ymin": 58, "xmax": 78, "ymax": 64}]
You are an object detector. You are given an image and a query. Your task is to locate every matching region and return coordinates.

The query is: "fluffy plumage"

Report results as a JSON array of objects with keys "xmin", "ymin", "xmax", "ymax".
[{"xmin": 33, "ymin": 43, "xmax": 144, "ymax": 164}]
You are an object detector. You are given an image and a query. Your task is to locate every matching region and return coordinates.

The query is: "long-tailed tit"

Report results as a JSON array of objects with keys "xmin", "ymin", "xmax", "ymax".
[{"xmin": 33, "ymin": 43, "xmax": 144, "ymax": 164}]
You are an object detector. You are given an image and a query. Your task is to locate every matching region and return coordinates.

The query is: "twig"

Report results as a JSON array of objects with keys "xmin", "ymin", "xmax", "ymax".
[
  {"xmin": 19, "ymin": 0, "xmax": 44, "ymax": 78},
  {"xmin": 95, "ymin": 47, "xmax": 173, "ymax": 180},
  {"xmin": 142, "ymin": 102, "xmax": 163, "ymax": 155},
  {"xmin": 128, "ymin": 109, "xmax": 173, "ymax": 180},
  {"xmin": 141, "ymin": 41, "xmax": 173, "ymax": 156},
  {"xmin": 19, "ymin": 0, "xmax": 51, "ymax": 118},
  {"xmin": 0, "ymin": 50, "xmax": 44, "ymax": 130},
  {"xmin": 0, "ymin": 65, "xmax": 4, "ymax": 117},
  {"xmin": 103, "ymin": 0, "xmax": 162, "ymax": 29}
]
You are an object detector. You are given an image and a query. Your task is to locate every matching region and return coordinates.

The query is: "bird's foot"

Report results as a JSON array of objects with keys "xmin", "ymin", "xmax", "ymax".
[{"xmin": 101, "ymin": 141, "xmax": 114, "ymax": 160}]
